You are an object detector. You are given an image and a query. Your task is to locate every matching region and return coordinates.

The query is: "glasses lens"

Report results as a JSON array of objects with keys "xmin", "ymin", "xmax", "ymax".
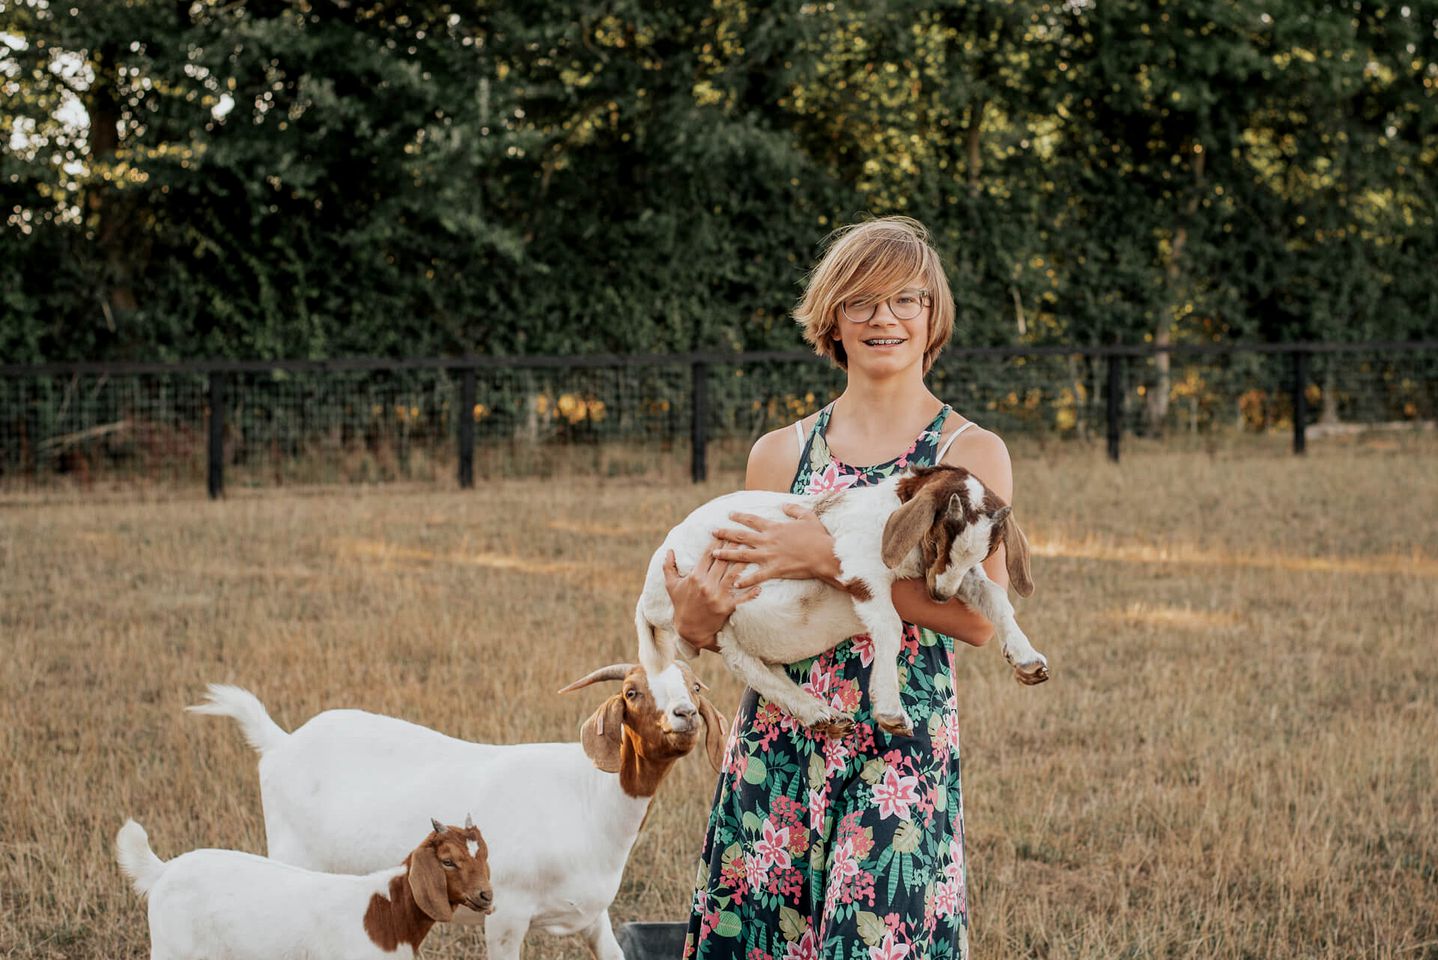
[
  {"xmin": 891, "ymin": 291, "xmax": 925, "ymax": 320},
  {"xmin": 842, "ymin": 299, "xmax": 876, "ymax": 322}
]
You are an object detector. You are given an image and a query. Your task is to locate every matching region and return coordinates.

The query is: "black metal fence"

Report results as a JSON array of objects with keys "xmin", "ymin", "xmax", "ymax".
[{"xmin": 2, "ymin": 341, "xmax": 1435, "ymax": 495}]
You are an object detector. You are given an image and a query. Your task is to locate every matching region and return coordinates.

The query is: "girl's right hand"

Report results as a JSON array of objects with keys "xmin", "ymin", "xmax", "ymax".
[{"xmin": 662, "ymin": 542, "xmax": 761, "ymax": 652}]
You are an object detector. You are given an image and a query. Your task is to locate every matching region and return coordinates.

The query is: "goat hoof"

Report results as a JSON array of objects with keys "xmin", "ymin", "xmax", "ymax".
[
  {"xmin": 813, "ymin": 717, "xmax": 854, "ymax": 739},
  {"xmin": 1013, "ymin": 659, "xmax": 1050, "ymax": 685},
  {"xmin": 876, "ymin": 711, "xmax": 914, "ymax": 737}
]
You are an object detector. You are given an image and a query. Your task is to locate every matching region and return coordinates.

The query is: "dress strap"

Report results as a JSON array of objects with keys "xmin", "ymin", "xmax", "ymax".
[
  {"xmin": 792, "ymin": 420, "xmax": 806, "ymax": 457},
  {"xmin": 935, "ymin": 419, "xmax": 977, "ymax": 464}
]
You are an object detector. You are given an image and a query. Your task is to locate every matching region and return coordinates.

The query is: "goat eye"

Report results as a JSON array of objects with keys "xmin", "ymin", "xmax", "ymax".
[
  {"xmin": 441, "ymin": 859, "xmax": 456, "ymax": 868},
  {"xmin": 625, "ymin": 689, "xmax": 638, "ymax": 700}
]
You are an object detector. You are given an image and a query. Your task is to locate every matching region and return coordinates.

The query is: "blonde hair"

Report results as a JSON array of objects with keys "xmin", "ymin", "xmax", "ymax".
[{"xmin": 794, "ymin": 216, "xmax": 955, "ymax": 375}]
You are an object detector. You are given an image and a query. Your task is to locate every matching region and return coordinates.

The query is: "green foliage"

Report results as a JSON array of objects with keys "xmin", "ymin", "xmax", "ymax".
[{"xmin": 1, "ymin": 0, "xmax": 1434, "ymax": 362}]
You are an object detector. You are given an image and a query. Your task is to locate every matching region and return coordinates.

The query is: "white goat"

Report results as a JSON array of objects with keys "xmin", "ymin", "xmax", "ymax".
[
  {"xmin": 637, "ymin": 463, "xmax": 1048, "ymax": 736},
  {"xmin": 188, "ymin": 666, "xmax": 724, "ymax": 960},
  {"xmin": 114, "ymin": 817, "xmax": 492, "ymax": 960}
]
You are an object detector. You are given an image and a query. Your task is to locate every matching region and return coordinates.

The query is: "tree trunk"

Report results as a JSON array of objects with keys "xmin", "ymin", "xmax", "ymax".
[
  {"xmin": 1147, "ymin": 146, "xmax": 1206, "ymax": 436},
  {"xmin": 85, "ymin": 44, "xmax": 138, "ymax": 320}
]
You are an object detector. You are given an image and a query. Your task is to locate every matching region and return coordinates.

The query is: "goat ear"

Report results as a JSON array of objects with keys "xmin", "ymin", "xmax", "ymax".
[
  {"xmin": 1003, "ymin": 512, "xmax": 1034, "ymax": 598},
  {"xmin": 882, "ymin": 486, "xmax": 939, "ymax": 568},
  {"xmin": 580, "ymin": 694, "xmax": 626, "ymax": 773},
  {"xmin": 696, "ymin": 696, "xmax": 729, "ymax": 773},
  {"xmin": 409, "ymin": 846, "xmax": 453, "ymax": 922}
]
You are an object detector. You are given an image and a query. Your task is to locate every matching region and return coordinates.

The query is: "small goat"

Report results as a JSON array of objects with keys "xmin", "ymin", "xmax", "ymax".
[
  {"xmin": 637, "ymin": 463, "xmax": 1048, "ymax": 736},
  {"xmin": 189, "ymin": 665, "xmax": 724, "ymax": 960},
  {"xmin": 115, "ymin": 817, "xmax": 492, "ymax": 960}
]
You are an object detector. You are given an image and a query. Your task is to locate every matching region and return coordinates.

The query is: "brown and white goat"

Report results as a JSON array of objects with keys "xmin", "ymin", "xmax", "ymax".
[
  {"xmin": 636, "ymin": 463, "xmax": 1048, "ymax": 736},
  {"xmin": 188, "ymin": 668, "xmax": 725, "ymax": 960},
  {"xmin": 116, "ymin": 817, "xmax": 492, "ymax": 960}
]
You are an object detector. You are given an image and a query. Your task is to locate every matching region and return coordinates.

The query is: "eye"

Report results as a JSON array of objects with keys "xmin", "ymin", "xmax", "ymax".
[
  {"xmin": 692, "ymin": 683, "xmax": 701, "ymax": 692},
  {"xmin": 624, "ymin": 688, "xmax": 639, "ymax": 700},
  {"xmin": 441, "ymin": 859, "xmax": 456, "ymax": 868}
]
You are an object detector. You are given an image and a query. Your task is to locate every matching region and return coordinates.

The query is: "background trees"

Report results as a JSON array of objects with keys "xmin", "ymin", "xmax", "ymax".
[{"xmin": 2, "ymin": 0, "xmax": 1434, "ymax": 364}]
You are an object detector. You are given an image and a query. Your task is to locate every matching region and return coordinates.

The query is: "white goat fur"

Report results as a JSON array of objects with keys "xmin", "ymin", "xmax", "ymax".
[
  {"xmin": 114, "ymin": 819, "xmax": 480, "ymax": 960},
  {"xmin": 637, "ymin": 465, "xmax": 1048, "ymax": 734},
  {"xmin": 188, "ymin": 679, "xmax": 710, "ymax": 960}
]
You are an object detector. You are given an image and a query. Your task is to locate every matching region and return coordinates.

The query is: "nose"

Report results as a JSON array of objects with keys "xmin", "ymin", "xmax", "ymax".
[{"xmin": 673, "ymin": 702, "xmax": 697, "ymax": 720}]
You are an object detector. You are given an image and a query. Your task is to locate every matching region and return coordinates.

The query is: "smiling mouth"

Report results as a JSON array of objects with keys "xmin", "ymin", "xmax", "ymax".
[{"xmin": 863, "ymin": 338, "xmax": 907, "ymax": 346}]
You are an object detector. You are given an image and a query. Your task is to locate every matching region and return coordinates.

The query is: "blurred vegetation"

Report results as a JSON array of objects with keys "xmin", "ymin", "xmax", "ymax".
[{"xmin": 2, "ymin": 0, "xmax": 1435, "ymax": 372}]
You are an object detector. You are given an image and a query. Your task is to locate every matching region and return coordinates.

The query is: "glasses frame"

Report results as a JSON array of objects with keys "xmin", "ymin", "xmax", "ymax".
[{"xmin": 839, "ymin": 288, "xmax": 932, "ymax": 323}]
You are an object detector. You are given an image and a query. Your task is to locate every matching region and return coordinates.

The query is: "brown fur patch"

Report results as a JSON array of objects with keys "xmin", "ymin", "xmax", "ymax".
[
  {"xmin": 812, "ymin": 490, "xmax": 845, "ymax": 516},
  {"xmin": 841, "ymin": 578, "xmax": 874, "ymax": 603},
  {"xmin": 364, "ymin": 865, "xmax": 435, "ymax": 953}
]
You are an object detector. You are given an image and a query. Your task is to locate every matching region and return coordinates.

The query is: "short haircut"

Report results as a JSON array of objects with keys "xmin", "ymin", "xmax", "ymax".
[{"xmin": 794, "ymin": 216, "xmax": 955, "ymax": 375}]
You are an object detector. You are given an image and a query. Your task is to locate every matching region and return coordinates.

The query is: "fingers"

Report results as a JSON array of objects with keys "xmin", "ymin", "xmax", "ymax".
[
  {"xmin": 782, "ymin": 503, "xmax": 817, "ymax": 521},
  {"xmin": 727, "ymin": 511, "xmax": 769, "ymax": 532},
  {"xmin": 712, "ymin": 526, "xmax": 758, "ymax": 546},
  {"xmin": 735, "ymin": 585, "xmax": 763, "ymax": 605},
  {"xmin": 663, "ymin": 549, "xmax": 681, "ymax": 587},
  {"xmin": 710, "ymin": 545, "xmax": 752, "ymax": 563}
]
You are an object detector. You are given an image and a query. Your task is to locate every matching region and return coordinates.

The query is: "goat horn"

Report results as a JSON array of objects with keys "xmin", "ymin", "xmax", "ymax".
[
  {"xmin": 431, "ymin": 818, "xmax": 446, "ymax": 835},
  {"xmin": 464, "ymin": 813, "xmax": 475, "ymax": 830},
  {"xmin": 557, "ymin": 663, "xmax": 636, "ymax": 694}
]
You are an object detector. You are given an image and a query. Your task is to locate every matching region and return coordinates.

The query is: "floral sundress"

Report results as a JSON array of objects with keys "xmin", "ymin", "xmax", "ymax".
[{"xmin": 684, "ymin": 402, "xmax": 971, "ymax": 960}]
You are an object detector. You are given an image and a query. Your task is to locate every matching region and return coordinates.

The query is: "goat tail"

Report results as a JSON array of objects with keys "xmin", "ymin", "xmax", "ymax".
[
  {"xmin": 186, "ymin": 683, "xmax": 288, "ymax": 755},
  {"xmin": 115, "ymin": 819, "xmax": 166, "ymax": 897}
]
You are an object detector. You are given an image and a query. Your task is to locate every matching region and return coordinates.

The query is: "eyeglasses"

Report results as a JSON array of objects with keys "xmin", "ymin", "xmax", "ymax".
[{"xmin": 840, "ymin": 288, "xmax": 931, "ymax": 323}]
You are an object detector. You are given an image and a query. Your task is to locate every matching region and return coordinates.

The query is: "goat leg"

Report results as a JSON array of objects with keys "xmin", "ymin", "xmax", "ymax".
[
  {"xmin": 855, "ymin": 601, "xmax": 913, "ymax": 736},
  {"xmin": 719, "ymin": 637, "xmax": 852, "ymax": 736},
  {"xmin": 957, "ymin": 566, "xmax": 1049, "ymax": 685}
]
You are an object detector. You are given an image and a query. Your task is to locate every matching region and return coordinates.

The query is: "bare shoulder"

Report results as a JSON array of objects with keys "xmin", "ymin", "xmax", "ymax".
[
  {"xmin": 746, "ymin": 417, "xmax": 812, "ymax": 493},
  {"xmin": 939, "ymin": 420, "xmax": 1014, "ymax": 501}
]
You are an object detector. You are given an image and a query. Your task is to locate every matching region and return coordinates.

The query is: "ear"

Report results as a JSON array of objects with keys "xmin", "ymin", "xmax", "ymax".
[
  {"xmin": 881, "ymin": 485, "xmax": 941, "ymax": 568},
  {"xmin": 580, "ymin": 694, "xmax": 627, "ymax": 773},
  {"xmin": 696, "ymin": 696, "xmax": 729, "ymax": 773},
  {"xmin": 1003, "ymin": 511, "xmax": 1034, "ymax": 597},
  {"xmin": 409, "ymin": 846, "xmax": 453, "ymax": 922}
]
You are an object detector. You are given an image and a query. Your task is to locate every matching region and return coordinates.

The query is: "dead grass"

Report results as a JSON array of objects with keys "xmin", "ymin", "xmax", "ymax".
[{"xmin": 2, "ymin": 439, "xmax": 1436, "ymax": 959}]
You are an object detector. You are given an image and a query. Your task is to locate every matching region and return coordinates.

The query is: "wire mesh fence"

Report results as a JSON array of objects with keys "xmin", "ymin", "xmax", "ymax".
[{"xmin": 1, "ymin": 342, "xmax": 1434, "ymax": 495}]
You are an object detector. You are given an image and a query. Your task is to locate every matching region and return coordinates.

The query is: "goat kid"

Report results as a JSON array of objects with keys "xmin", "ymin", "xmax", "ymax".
[
  {"xmin": 637, "ymin": 463, "xmax": 1048, "ymax": 737},
  {"xmin": 188, "ymin": 664, "xmax": 724, "ymax": 960},
  {"xmin": 115, "ymin": 817, "xmax": 492, "ymax": 960}
]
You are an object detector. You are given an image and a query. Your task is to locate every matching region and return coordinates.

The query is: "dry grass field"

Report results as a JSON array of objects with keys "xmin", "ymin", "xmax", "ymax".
[{"xmin": 2, "ymin": 436, "xmax": 1436, "ymax": 959}]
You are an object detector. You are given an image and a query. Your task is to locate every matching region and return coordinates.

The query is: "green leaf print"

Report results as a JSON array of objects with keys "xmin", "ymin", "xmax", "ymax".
[
  {"xmin": 936, "ymin": 782, "xmax": 948, "ymax": 813},
  {"xmin": 721, "ymin": 843, "xmax": 741, "ymax": 873},
  {"xmin": 779, "ymin": 905, "xmax": 805, "ymax": 942},
  {"xmin": 926, "ymin": 712, "xmax": 944, "ymax": 739},
  {"xmin": 892, "ymin": 819, "xmax": 922, "ymax": 854},
  {"xmin": 808, "ymin": 750, "xmax": 826, "ymax": 786},
  {"xmin": 808, "ymin": 431, "xmax": 831, "ymax": 476},
  {"xmin": 860, "ymin": 758, "xmax": 886, "ymax": 784},
  {"xmin": 742, "ymin": 811, "xmax": 763, "ymax": 835},
  {"xmin": 855, "ymin": 911, "xmax": 887, "ymax": 947},
  {"xmin": 743, "ymin": 756, "xmax": 768, "ymax": 785},
  {"xmin": 713, "ymin": 912, "xmax": 743, "ymax": 938}
]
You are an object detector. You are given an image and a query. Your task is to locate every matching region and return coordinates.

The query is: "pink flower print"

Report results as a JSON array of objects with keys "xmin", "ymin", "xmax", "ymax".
[
  {"xmin": 754, "ymin": 820, "xmax": 793, "ymax": 872},
  {"xmin": 744, "ymin": 850, "xmax": 771, "ymax": 890},
  {"xmin": 829, "ymin": 838, "xmax": 861, "ymax": 883},
  {"xmin": 869, "ymin": 931, "xmax": 911, "ymax": 960},
  {"xmin": 808, "ymin": 786, "xmax": 827, "ymax": 832},
  {"xmin": 944, "ymin": 836, "xmax": 965, "ymax": 883},
  {"xmin": 822, "ymin": 735, "xmax": 850, "ymax": 778},
  {"xmin": 851, "ymin": 633, "xmax": 875, "ymax": 667},
  {"xmin": 805, "ymin": 463, "xmax": 862, "ymax": 496},
  {"xmin": 786, "ymin": 928, "xmax": 819, "ymax": 960},
  {"xmin": 933, "ymin": 880, "xmax": 960, "ymax": 919},
  {"xmin": 871, "ymin": 766, "xmax": 921, "ymax": 820}
]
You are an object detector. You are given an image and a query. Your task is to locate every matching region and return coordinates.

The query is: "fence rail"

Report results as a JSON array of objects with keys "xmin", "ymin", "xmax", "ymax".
[{"xmin": 3, "ymin": 341, "xmax": 1435, "ymax": 496}]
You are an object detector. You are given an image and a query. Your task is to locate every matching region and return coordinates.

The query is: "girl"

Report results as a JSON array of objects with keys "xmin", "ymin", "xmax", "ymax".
[{"xmin": 666, "ymin": 216, "xmax": 1016, "ymax": 960}]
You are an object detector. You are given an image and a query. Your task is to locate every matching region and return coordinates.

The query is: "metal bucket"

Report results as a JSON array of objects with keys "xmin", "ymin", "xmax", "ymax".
[{"xmin": 617, "ymin": 921, "xmax": 688, "ymax": 960}]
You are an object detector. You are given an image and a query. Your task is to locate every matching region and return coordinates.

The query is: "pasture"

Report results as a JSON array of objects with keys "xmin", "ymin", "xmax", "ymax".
[{"xmin": 2, "ymin": 437, "xmax": 1436, "ymax": 959}]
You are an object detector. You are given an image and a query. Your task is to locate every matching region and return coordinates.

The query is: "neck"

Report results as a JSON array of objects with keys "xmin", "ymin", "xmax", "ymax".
[
  {"xmin": 363, "ymin": 861, "xmax": 438, "ymax": 955},
  {"xmin": 834, "ymin": 380, "xmax": 939, "ymax": 432},
  {"xmin": 618, "ymin": 729, "xmax": 680, "ymax": 800}
]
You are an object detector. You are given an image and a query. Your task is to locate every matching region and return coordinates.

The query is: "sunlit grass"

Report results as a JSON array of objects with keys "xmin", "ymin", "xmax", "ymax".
[{"xmin": 2, "ymin": 439, "xmax": 1435, "ymax": 959}]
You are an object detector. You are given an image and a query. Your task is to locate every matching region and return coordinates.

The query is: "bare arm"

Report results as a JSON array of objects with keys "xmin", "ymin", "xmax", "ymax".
[{"xmin": 891, "ymin": 427, "xmax": 1014, "ymax": 647}]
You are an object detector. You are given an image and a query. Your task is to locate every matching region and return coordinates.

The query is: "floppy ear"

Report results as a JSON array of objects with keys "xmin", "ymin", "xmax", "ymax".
[
  {"xmin": 1003, "ymin": 511, "xmax": 1034, "ymax": 597},
  {"xmin": 580, "ymin": 694, "xmax": 627, "ymax": 773},
  {"xmin": 882, "ymin": 485, "xmax": 941, "ymax": 568},
  {"xmin": 696, "ymin": 696, "xmax": 730, "ymax": 773},
  {"xmin": 409, "ymin": 845, "xmax": 453, "ymax": 922}
]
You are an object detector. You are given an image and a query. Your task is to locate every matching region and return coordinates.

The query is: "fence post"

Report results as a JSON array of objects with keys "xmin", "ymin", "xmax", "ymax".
[
  {"xmin": 458, "ymin": 366, "xmax": 476, "ymax": 489},
  {"xmin": 1106, "ymin": 353, "xmax": 1122, "ymax": 463},
  {"xmin": 1291, "ymin": 349, "xmax": 1308, "ymax": 455},
  {"xmin": 207, "ymin": 371, "xmax": 226, "ymax": 499},
  {"xmin": 691, "ymin": 360, "xmax": 709, "ymax": 483}
]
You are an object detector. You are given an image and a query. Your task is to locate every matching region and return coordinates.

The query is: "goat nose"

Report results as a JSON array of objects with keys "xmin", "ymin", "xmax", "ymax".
[{"xmin": 673, "ymin": 703, "xmax": 697, "ymax": 719}]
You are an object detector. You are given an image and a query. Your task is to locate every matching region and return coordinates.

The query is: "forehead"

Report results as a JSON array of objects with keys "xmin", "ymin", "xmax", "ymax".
[{"xmin": 643, "ymin": 663, "xmax": 693, "ymax": 704}]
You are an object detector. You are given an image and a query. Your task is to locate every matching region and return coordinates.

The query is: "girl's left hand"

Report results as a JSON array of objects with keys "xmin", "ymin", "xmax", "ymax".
[{"xmin": 710, "ymin": 504, "xmax": 842, "ymax": 589}]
